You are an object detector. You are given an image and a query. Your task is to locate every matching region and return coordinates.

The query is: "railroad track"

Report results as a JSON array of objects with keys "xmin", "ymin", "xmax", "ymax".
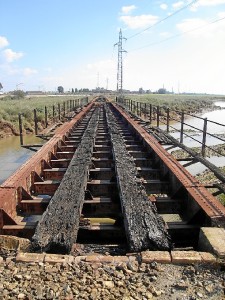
[{"xmin": 1, "ymin": 97, "xmax": 225, "ymax": 255}]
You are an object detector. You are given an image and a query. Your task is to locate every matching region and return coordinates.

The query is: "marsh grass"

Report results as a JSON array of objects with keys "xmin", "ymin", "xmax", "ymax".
[
  {"xmin": 0, "ymin": 95, "xmax": 82, "ymax": 133},
  {"xmin": 127, "ymin": 94, "xmax": 225, "ymax": 112}
]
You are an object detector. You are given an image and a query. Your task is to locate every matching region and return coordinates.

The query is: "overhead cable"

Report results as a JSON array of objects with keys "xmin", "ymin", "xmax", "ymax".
[
  {"xmin": 127, "ymin": 0, "xmax": 198, "ymax": 40},
  {"xmin": 129, "ymin": 15, "xmax": 225, "ymax": 52}
]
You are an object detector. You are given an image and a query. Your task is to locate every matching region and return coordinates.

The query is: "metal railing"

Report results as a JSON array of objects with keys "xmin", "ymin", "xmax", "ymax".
[
  {"xmin": 18, "ymin": 97, "xmax": 89, "ymax": 146},
  {"xmin": 116, "ymin": 97, "xmax": 225, "ymax": 158}
]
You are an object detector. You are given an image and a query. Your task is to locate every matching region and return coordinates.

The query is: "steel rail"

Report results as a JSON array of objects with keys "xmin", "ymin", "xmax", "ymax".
[
  {"xmin": 112, "ymin": 102, "xmax": 225, "ymax": 223},
  {"xmin": 0, "ymin": 101, "xmax": 95, "ymax": 224}
]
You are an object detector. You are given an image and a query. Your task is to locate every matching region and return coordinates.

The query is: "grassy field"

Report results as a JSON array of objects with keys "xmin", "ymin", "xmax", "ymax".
[
  {"xmin": 126, "ymin": 94, "xmax": 225, "ymax": 112},
  {"xmin": 0, "ymin": 95, "xmax": 84, "ymax": 135},
  {"xmin": 0, "ymin": 93, "xmax": 225, "ymax": 137},
  {"xmin": 126, "ymin": 94, "xmax": 225, "ymax": 111}
]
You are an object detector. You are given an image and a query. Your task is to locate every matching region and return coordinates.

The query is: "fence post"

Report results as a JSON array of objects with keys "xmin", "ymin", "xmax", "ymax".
[
  {"xmin": 202, "ymin": 118, "xmax": 208, "ymax": 157},
  {"xmin": 180, "ymin": 111, "xmax": 184, "ymax": 144},
  {"xmin": 157, "ymin": 106, "xmax": 160, "ymax": 127},
  {"xmin": 63, "ymin": 102, "xmax": 66, "ymax": 117},
  {"xmin": 45, "ymin": 106, "xmax": 48, "ymax": 128},
  {"xmin": 144, "ymin": 103, "xmax": 147, "ymax": 119},
  {"xmin": 18, "ymin": 113, "xmax": 23, "ymax": 146},
  {"xmin": 34, "ymin": 109, "xmax": 38, "ymax": 135},
  {"xmin": 149, "ymin": 104, "xmax": 152, "ymax": 124},
  {"xmin": 53, "ymin": 105, "xmax": 55, "ymax": 122},
  {"xmin": 166, "ymin": 108, "xmax": 170, "ymax": 132},
  {"xmin": 58, "ymin": 103, "xmax": 61, "ymax": 121}
]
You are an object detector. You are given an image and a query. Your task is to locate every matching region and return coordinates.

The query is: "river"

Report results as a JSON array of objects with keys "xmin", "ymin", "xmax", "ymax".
[
  {"xmin": 0, "ymin": 135, "xmax": 44, "ymax": 184},
  {"xmin": 0, "ymin": 101, "xmax": 225, "ymax": 184},
  {"xmin": 165, "ymin": 101, "xmax": 225, "ymax": 175}
]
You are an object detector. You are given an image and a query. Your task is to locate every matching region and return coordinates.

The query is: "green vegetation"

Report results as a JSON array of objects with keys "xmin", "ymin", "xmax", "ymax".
[
  {"xmin": 127, "ymin": 94, "xmax": 225, "ymax": 113},
  {"xmin": 0, "ymin": 95, "xmax": 82, "ymax": 136}
]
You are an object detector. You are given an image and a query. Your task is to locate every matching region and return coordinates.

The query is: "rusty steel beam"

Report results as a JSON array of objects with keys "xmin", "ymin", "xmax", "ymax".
[
  {"xmin": 0, "ymin": 102, "xmax": 94, "ymax": 226},
  {"xmin": 111, "ymin": 102, "xmax": 225, "ymax": 223}
]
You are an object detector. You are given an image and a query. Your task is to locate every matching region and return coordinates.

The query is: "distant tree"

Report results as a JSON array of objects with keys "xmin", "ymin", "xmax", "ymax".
[
  {"xmin": 57, "ymin": 86, "xmax": 64, "ymax": 93},
  {"xmin": 139, "ymin": 87, "xmax": 144, "ymax": 94},
  {"xmin": 12, "ymin": 89, "xmax": 25, "ymax": 99},
  {"xmin": 158, "ymin": 88, "xmax": 166, "ymax": 94},
  {"xmin": 71, "ymin": 88, "xmax": 74, "ymax": 94},
  {"xmin": 0, "ymin": 83, "xmax": 3, "ymax": 90}
]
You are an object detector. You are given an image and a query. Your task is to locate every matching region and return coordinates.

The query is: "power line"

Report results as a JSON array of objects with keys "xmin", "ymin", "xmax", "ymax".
[
  {"xmin": 129, "ymin": 15, "xmax": 225, "ymax": 52},
  {"xmin": 127, "ymin": 0, "xmax": 198, "ymax": 40}
]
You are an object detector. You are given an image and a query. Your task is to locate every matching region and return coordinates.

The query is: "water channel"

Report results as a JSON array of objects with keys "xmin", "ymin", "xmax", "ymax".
[
  {"xmin": 0, "ymin": 101, "xmax": 225, "ymax": 184},
  {"xmin": 0, "ymin": 135, "xmax": 44, "ymax": 184}
]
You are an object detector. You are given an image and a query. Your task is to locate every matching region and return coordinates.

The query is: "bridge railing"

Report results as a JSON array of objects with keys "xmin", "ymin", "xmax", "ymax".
[
  {"xmin": 18, "ymin": 97, "xmax": 89, "ymax": 146},
  {"xmin": 117, "ymin": 97, "xmax": 225, "ymax": 158}
]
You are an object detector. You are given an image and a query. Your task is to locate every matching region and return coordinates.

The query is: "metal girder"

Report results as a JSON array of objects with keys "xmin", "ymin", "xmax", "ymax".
[{"xmin": 112, "ymin": 102, "xmax": 225, "ymax": 222}]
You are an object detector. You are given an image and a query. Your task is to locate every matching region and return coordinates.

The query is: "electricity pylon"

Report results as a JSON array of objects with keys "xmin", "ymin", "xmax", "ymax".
[{"xmin": 114, "ymin": 29, "xmax": 127, "ymax": 95}]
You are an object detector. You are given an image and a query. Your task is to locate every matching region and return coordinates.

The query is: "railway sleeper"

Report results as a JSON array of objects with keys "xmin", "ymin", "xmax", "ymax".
[
  {"xmin": 89, "ymin": 168, "xmax": 115, "ymax": 181},
  {"xmin": 43, "ymin": 168, "xmax": 67, "ymax": 180},
  {"xmin": 3, "ymin": 99, "xmax": 225, "ymax": 253},
  {"xmin": 50, "ymin": 158, "xmax": 71, "ymax": 168}
]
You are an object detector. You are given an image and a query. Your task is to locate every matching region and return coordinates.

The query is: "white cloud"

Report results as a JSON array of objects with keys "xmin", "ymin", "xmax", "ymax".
[
  {"xmin": 191, "ymin": 0, "xmax": 225, "ymax": 11},
  {"xmin": 121, "ymin": 5, "xmax": 137, "ymax": 14},
  {"xmin": 160, "ymin": 3, "xmax": 168, "ymax": 10},
  {"xmin": 120, "ymin": 15, "xmax": 159, "ymax": 29},
  {"xmin": 23, "ymin": 67, "xmax": 38, "ymax": 76},
  {"xmin": 176, "ymin": 18, "xmax": 207, "ymax": 33},
  {"xmin": 176, "ymin": 16, "xmax": 225, "ymax": 38},
  {"xmin": 2, "ymin": 48, "xmax": 24, "ymax": 62},
  {"xmin": 160, "ymin": 31, "xmax": 172, "ymax": 38},
  {"xmin": 172, "ymin": 1, "xmax": 184, "ymax": 9},
  {"xmin": 0, "ymin": 36, "xmax": 9, "ymax": 49},
  {"xmin": 196, "ymin": 0, "xmax": 225, "ymax": 6}
]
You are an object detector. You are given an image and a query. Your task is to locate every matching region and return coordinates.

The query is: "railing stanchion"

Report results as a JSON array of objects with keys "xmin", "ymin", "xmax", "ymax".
[
  {"xmin": 18, "ymin": 113, "xmax": 23, "ymax": 146},
  {"xmin": 34, "ymin": 109, "xmax": 38, "ymax": 135},
  {"xmin": 45, "ymin": 106, "xmax": 48, "ymax": 128},
  {"xmin": 53, "ymin": 105, "xmax": 55, "ymax": 122},
  {"xmin": 58, "ymin": 103, "xmax": 61, "ymax": 121},
  {"xmin": 157, "ymin": 106, "xmax": 160, "ymax": 127},
  {"xmin": 149, "ymin": 104, "xmax": 152, "ymax": 124},
  {"xmin": 202, "ymin": 118, "xmax": 208, "ymax": 157},
  {"xmin": 167, "ymin": 108, "xmax": 170, "ymax": 133},
  {"xmin": 180, "ymin": 111, "xmax": 184, "ymax": 144}
]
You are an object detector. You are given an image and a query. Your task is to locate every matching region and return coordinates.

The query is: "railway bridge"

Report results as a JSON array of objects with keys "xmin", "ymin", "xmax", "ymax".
[{"xmin": 1, "ymin": 96, "xmax": 225, "ymax": 254}]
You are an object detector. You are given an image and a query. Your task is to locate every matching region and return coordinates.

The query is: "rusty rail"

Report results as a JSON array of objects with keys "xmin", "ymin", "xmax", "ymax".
[
  {"xmin": 0, "ymin": 101, "xmax": 94, "ymax": 228},
  {"xmin": 112, "ymin": 102, "xmax": 225, "ymax": 225},
  {"xmin": 1, "ymin": 97, "xmax": 225, "ymax": 251}
]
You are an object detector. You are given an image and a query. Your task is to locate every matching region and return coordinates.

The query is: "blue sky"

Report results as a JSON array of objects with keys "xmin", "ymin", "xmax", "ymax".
[{"xmin": 1, "ymin": 0, "xmax": 225, "ymax": 94}]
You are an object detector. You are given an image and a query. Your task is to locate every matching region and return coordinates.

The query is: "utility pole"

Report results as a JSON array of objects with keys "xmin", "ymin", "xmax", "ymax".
[{"xmin": 114, "ymin": 29, "xmax": 127, "ymax": 95}]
